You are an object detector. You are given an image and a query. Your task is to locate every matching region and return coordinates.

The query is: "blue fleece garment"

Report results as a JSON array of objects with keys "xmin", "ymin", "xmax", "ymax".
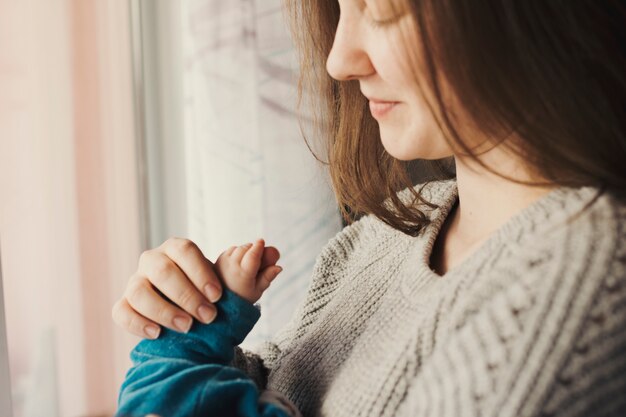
[{"xmin": 116, "ymin": 289, "xmax": 292, "ymax": 417}]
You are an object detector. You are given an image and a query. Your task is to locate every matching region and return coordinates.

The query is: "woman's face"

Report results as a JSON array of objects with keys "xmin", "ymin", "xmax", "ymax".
[{"xmin": 326, "ymin": 0, "xmax": 455, "ymax": 160}]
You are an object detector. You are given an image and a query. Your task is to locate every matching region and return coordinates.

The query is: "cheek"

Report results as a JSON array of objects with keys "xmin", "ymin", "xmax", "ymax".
[
  {"xmin": 374, "ymin": 21, "xmax": 455, "ymax": 160},
  {"xmin": 378, "ymin": 100, "xmax": 454, "ymax": 161}
]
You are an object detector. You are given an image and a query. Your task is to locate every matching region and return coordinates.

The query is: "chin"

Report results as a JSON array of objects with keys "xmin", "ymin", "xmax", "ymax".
[{"xmin": 380, "ymin": 128, "xmax": 452, "ymax": 161}]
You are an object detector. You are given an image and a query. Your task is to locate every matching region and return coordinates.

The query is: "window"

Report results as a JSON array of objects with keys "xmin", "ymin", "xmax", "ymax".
[
  {"xmin": 0, "ymin": 1, "xmax": 139, "ymax": 415},
  {"xmin": 0, "ymin": 1, "xmax": 341, "ymax": 415},
  {"xmin": 0, "ymin": 245, "xmax": 13, "ymax": 416}
]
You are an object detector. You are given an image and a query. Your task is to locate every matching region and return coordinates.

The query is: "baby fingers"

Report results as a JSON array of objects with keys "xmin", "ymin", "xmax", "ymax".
[
  {"xmin": 241, "ymin": 239, "xmax": 265, "ymax": 272},
  {"xmin": 231, "ymin": 242, "xmax": 254, "ymax": 264}
]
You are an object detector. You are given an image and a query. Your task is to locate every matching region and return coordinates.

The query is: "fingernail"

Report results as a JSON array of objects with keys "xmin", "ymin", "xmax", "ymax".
[
  {"xmin": 204, "ymin": 283, "xmax": 222, "ymax": 303},
  {"xmin": 144, "ymin": 325, "xmax": 160, "ymax": 339},
  {"xmin": 198, "ymin": 304, "xmax": 217, "ymax": 324},
  {"xmin": 173, "ymin": 316, "xmax": 192, "ymax": 333}
]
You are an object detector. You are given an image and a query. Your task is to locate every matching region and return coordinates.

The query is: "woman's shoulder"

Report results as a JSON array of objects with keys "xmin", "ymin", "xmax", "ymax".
[
  {"xmin": 418, "ymin": 188, "xmax": 626, "ymax": 417},
  {"xmin": 451, "ymin": 185, "xmax": 626, "ymax": 329},
  {"xmin": 469, "ymin": 183, "xmax": 625, "ymax": 283},
  {"xmin": 518, "ymin": 185, "xmax": 626, "ymax": 274},
  {"xmin": 543, "ymin": 186, "xmax": 626, "ymax": 291},
  {"xmin": 312, "ymin": 178, "xmax": 457, "ymax": 270},
  {"xmin": 314, "ymin": 178, "xmax": 450, "ymax": 259},
  {"xmin": 271, "ymin": 180, "xmax": 457, "ymax": 347}
]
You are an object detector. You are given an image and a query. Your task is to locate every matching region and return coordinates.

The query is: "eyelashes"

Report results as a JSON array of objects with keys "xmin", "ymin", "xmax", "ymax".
[
  {"xmin": 363, "ymin": 0, "xmax": 406, "ymax": 29},
  {"xmin": 367, "ymin": 14, "xmax": 403, "ymax": 29}
]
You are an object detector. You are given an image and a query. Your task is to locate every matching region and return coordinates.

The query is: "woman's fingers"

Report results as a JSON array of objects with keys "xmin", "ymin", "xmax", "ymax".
[
  {"xmin": 113, "ymin": 237, "xmax": 225, "ymax": 338},
  {"xmin": 261, "ymin": 245, "xmax": 280, "ymax": 268},
  {"xmin": 111, "ymin": 296, "xmax": 161, "ymax": 339},
  {"xmin": 135, "ymin": 250, "xmax": 218, "ymax": 325},
  {"xmin": 124, "ymin": 273, "xmax": 217, "ymax": 332},
  {"xmin": 157, "ymin": 238, "xmax": 223, "ymax": 303}
]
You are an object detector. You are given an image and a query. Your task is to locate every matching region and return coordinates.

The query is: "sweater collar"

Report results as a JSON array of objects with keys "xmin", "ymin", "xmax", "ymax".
[{"xmin": 406, "ymin": 178, "xmax": 602, "ymax": 279}]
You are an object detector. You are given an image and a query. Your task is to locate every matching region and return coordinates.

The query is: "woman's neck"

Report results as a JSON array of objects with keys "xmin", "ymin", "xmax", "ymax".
[
  {"xmin": 430, "ymin": 148, "xmax": 555, "ymax": 275},
  {"xmin": 455, "ymin": 155, "xmax": 554, "ymax": 243}
]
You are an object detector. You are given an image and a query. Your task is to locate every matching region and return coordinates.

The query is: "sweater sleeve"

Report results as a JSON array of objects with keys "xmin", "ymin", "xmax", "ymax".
[
  {"xmin": 536, "ymin": 271, "xmax": 626, "ymax": 417},
  {"xmin": 115, "ymin": 289, "xmax": 301, "ymax": 417}
]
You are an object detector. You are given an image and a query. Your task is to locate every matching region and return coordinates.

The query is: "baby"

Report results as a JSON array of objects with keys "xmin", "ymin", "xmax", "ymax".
[{"xmin": 116, "ymin": 239, "xmax": 299, "ymax": 417}]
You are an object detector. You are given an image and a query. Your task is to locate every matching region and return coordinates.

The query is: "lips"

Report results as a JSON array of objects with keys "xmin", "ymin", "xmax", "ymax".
[{"xmin": 368, "ymin": 100, "xmax": 399, "ymax": 119}]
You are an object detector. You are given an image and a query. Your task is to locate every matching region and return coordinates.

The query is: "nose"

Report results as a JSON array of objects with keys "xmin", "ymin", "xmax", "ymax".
[{"xmin": 326, "ymin": 14, "xmax": 375, "ymax": 81}]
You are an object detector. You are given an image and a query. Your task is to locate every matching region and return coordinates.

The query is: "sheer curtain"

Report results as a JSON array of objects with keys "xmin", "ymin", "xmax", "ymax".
[
  {"xmin": 0, "ymin": 0, "xmax": 139, "ymax": 415},
  {"xmin": 181, "ymin": 0, "xmax": 342, "ymax": 346},
  {"xmin": 0, "ymin": 0, "xmax": 341, "ymax": 415}
]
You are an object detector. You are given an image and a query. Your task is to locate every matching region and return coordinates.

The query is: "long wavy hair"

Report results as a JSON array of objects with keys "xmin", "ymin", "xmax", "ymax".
[{"xmin": 284, "ymin": 0, "xmax": 626, "ymax": 236}]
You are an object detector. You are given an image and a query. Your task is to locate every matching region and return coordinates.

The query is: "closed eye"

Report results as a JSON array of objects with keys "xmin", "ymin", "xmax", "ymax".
[
  {"xmin": 364, "ymin": 0, "xmax": 406, "ymax": 28},
  {"xmin": 367, "ymin": 13, "xmax": 403, "ymax": 29}
]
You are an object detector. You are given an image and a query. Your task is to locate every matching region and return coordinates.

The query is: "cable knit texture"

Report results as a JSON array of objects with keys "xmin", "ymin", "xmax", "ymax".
[{"xmin": 231, "ymin": 178, "xmax": 626, "ymax": 417}]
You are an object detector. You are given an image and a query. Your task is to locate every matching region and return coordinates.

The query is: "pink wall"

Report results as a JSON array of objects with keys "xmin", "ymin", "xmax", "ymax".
[{"xmin": 0, "ymin": 1, "xmax": 140, "ymax": 415}]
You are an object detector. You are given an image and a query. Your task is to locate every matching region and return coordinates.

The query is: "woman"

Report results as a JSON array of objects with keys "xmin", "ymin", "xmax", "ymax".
[{"xmin": 112, "ymin": 0, "xmax": 626, "ymax": 416}]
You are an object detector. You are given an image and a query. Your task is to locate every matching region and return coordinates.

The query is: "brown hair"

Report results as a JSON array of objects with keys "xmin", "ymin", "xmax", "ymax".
[{"xmin": 284, "ymin": 0, "xmax": 626, "ymax": 236}]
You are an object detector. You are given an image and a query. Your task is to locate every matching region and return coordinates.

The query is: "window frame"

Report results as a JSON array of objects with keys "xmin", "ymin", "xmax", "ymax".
[{"xmin": 0, "ymin": 241, "xmax": 15, "ymax": 417}]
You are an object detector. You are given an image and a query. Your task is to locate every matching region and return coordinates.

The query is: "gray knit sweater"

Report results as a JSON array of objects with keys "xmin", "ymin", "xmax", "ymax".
[{"xmin": 232, "ymin": 178, "xmax": 626, "ymax": 417}]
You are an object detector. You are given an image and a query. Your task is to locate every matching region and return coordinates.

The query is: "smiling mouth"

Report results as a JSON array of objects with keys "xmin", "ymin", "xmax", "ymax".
[{"xmin": 369, "ymin": 100, "xmax": 399, "ymax": 119}]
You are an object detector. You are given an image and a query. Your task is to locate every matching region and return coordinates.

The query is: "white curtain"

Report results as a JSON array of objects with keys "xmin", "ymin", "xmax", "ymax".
[
  {"xmin": 181, "ymin": 0, "xmax": 342, "ymax": 347},
  {"xmin": 0, "ymin": 1, "xmax": 140, "ymax": 415}
]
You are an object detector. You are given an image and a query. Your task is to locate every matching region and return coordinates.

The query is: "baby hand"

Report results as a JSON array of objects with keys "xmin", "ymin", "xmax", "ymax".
[{"xmin": 214, "ymin": 239, "xmax": 283, "ymax": 304}]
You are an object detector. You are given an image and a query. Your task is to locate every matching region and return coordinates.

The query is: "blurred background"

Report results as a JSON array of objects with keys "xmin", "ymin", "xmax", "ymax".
[{"xmin": 0, "ymin": 0, "xmax": 343, "ymax": 415}]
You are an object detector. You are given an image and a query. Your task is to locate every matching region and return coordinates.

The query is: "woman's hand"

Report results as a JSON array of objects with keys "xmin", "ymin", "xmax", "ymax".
[{"xmin": 111, "ymin": 237, "xmax": 281, "ymax": 339}]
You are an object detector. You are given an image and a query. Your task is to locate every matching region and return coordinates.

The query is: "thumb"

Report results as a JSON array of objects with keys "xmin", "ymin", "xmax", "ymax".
[{"xmin": 256, "ymin": 265, "xmax": 283, "ymax": 292}]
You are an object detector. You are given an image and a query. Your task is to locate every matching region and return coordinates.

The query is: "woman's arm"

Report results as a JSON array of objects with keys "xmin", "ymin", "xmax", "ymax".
[{"xmin": 116, "ymin": 289, "xmax": 300, "ymax": 417}]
